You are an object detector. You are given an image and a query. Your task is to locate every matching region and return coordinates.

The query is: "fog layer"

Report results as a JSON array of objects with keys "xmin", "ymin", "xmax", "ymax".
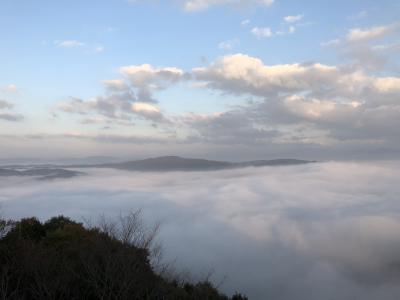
[{"xmin": 1, "ymin": 161, "xmax": 400, "ymax": 299}]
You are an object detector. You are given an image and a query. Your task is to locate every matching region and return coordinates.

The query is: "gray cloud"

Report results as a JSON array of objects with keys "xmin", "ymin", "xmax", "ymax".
[
  {"xmin": 0, "ymin": 113, "xmax": 24, "ymax": 122},
  {"xmin": 58, "ymin": 64, "xmax": 184, "ymax": 124},
  {"xmin": 53, "ymin": 33, "xmax": 400, "ymax": 159},
  {"xmin": 180, "ymin": 107, "xmax": 279, "ymax": 144},
  {"xmin": 0, "ymin": 99, "xmax": 24, "ymax": 122},
  {"xmin": 1, "ymin": 161, "xmax": 400, "ymax": 299},
  {"xmin": 18, "ymin": 132, "xmax": 175, "ymax": 144},
  {"xmin": 323, "ymin": 22, "xmax": 400, "ymax": 71},
  {"xmin": 192, "ymin": 53, "xmax": 399, "ymax": 99},
  {"xmin": 119, "ymin": 64, "xmax": 185, "ymax": 102},
  {"xmin": 59, "ymin": 94, "xmax": 170, "ymax": 123},
  {"xmin": 345, "ymin": 23, "xmax": 400, "ymax": 43},
  {"xmin": 188, "ymin": 53, "xmax": 400, "ymax": 149},
  {"xmin": 0, "ymin": 100, "xmax": 14, "ymax": 110}
]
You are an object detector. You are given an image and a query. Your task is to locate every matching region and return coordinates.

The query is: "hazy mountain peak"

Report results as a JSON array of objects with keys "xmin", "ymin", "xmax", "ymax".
[{"xmin": 99, "ymin": 156, "xmax": 313, "ymax": 172}]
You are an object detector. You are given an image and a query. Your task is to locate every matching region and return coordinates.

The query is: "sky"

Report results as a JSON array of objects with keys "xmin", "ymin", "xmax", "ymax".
[
  {"xmin": 1, "ymin": 161, "xmax": 400, "ymax": 299},
  {"xmin": 0, "ymin": 0, "xmax": 399, "ymax": 160}
]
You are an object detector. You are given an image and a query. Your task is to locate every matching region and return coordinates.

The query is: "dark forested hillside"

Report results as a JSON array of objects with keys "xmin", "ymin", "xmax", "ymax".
[{"xmin": 0, "ymin": 215, "xmax": 247, "ymax": 300}]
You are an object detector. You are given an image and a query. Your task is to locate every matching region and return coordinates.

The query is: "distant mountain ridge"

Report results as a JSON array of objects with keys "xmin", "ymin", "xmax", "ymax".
[
  {"xmin": 0, "ymin": 157, "xmax": 315, "ymax": 179},
  {"xmin": 78, "ymin": 156, "xmax": 315, "ymax": 171},
  {"xmin": 0, "ymin": 168, "xmax": 83, "ymax": 180}
]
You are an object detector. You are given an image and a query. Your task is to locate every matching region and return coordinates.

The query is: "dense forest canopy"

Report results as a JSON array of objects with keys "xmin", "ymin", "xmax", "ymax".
[{"xmin": 0, "ymin": 214, "xmax": 247, "ymax": 300}]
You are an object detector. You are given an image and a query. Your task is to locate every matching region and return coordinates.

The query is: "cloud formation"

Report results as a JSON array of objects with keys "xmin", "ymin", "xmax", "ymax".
[
  {"xmin": 0, "ymin": 84, "xmax": 19, "ymax": 94},
  {"xmin": 58, "ymin": 63, "xmax": 185, "ymax": 124},
  {"xmin": 323, "ymin": 22, "xmax": 400, "ymax": 70},
  {"xmin": 191, "ymin": 53, "xmax": 400, "ymax": 144},
  {"xmin": 129, "ymin": 0, "xmax": 274, "ymax": 11},
  {"xmin": 55, "ymin": 40, "xmax": 85, "ymax": 48},
  {"xmin": 51, "ymin": 19, "xmax": 400, "ymax": 160},
  {"xmin": 251, "ymin": 14, "xmax": 305, "ymax": 38},
  {"xmin": 251, "ymin": 27, "xmax": 273, "ymax": 38},
  {"xmin": 0, "ymin": 99, "xmax": 23, "ymax": 122},
  {"xmin": 218, "ymin": 38, "xmax": 240, "ymax": 50},
  {"xmin": 53, "ymin": 40, "xmax": 105, "ymax": 54},
  {"xmin": 119, "ymin": 64, "xmax": 184, "ymax": 102},
  {"xmin": 179, "ymin": 0, "xmax": 274, "ymax": 12},
  {"xmin": 346, "ymin": 23, "xmax": 399, "ymax": 43},
  {"xmin": 53, "ymin": 46, "xmax": 400, "ymax": 159},
  {"xmin": 284, "ymin": 14, "xmax": 303, "ymax": 23},
  {"xmin": 1, "ymin": 161, "xmax": 400, "ymax": 299}
]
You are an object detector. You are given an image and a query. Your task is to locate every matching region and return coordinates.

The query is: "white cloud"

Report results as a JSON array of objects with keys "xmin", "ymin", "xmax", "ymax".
[
  {"xmin": 323, "ymin": 22, "xmax": 400, "ymax": 70},
  {"xmin": 102, "ymin": 79, "xmax": 128, "ymax": 91},
  {"xmin": 1, "ymin": 84, "xmax": 19, "ymax": 94},
  {"xmin": 131, "ymin": 102, "xmax": 166, "ymax": 121},
  {"xmin": 56, "ymin": 49, "xmax": 400, "ymax": 155},
  {"xmin": 284, "ymin": 14, "xmax": 304, "ymax": 23},
  {"xmin": 193, "ymin": 54, "xmax": 341, "ymax": 96},
  {"xmin": 119, "ymin": 64, "xmax": 184, "ymax": 102},
  {"xmin": 373, "ymin": 77, "xmax": 400, "ymax": 93},
  {"xmin": 251, "ymin": 21, "xmax": 300, "ymax": 38},
  {"xmin": 193, "ymin": 53, "xmax": 400, "ymax": 99},
  {"xmin": 58, "ymin": 50, "xmax": 400, "ymax": 150},
  {"xmin": 321, "ymin": 39, "xmax": 340, "ymax": 47},
  {"xmin": 241, "ymin": 19, "xmax": 250, "ymax": 26},
  {"xmin": 55, "ymin": 40, "xmax": 85, "ymax": 48},
  {"xmin": 251, "ymin": 26, "xmax": 273, "ymax": 38},
  {"xmin": 59, "ymin": 64, "xmax": 182, "ymax": 125},
  {"xmin": 346, "ymin": 23, "xmax": 399, "ymax": 43},
  {"xmin": 218, "ymin": 38, "xmax": 239, "ymax": 50},
  {"xmin": 191, "ymin": 53, "xmax": 400, "ymax": 144},
  {"xmin": 284, "ymin": 95, "xmax": 337, "ymax": 119},
  {"xmin": 181, "ymin": 0, "xmax": 274, "ymax": 12},
  {"xmin": 120, "ymin": 64, "xmax": 184, "ymax": 86},
  {"xmin": 54, "ymin": 40, "xmax": 105, "ymax": 55},
  {"xmin": 94, "ymin": 45, "xmax": 104, "ymax": 53},
  {"xmin": 132, "ymin": 102, "xmax": 160, "ymax": 114},
  {"xmin": 129, "ymin": 0, "xmax": 274, "ymax": 11}
]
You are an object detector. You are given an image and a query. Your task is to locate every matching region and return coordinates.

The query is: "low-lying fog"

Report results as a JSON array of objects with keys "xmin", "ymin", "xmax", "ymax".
[{"xmin": 1, "ymin": 161, "xmax": 400, "ymax": 299}]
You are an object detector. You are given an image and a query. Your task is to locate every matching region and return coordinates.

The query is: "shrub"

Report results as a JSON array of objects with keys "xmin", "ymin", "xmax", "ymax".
[{"xmin": 0, "ymin": 213, "xmax": 247, "ymax": 300}]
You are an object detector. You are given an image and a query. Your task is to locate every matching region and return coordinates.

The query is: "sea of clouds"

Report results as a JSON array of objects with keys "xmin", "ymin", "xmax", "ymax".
[{"xmin": 1, "ymin": 161, "xmax": 400, "ymax": 299}]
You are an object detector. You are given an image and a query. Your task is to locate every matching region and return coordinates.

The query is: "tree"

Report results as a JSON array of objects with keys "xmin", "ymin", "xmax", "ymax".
[{"xmin": 0, "ymin": 212, "xmax": 247, "ymax": 300}]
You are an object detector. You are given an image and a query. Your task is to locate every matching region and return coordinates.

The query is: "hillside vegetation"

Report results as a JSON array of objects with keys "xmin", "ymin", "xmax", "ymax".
[{"xmin": 0, "ymin": 214, "xmax": 247, "ymax": 300}]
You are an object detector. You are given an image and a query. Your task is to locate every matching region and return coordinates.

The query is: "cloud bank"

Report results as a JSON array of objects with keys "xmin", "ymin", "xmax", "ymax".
[{"xmin": 1, "ymin": 161, "xmax": 400, "ymax": 299}]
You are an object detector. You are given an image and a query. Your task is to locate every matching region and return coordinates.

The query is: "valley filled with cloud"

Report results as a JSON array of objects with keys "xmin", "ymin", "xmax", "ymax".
[{"xmin": 1, "ymin": 161, "xmax": 400, "ymax": 299}]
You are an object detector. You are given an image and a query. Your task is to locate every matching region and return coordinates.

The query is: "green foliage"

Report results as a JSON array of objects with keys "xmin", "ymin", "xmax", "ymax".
[
  {"xmin": 4, "ymin": 217, "xmax": 45, "ymax": 241},
  {"xmin": 43, "ymin": 215, "xmax": 80, "ymax": 232},
  {"xmin": 0, "ymin": 215, "xmax": 247, "ymax": 300}
]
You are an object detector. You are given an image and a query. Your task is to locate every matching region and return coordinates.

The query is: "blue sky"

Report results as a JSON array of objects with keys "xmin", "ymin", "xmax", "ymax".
[{"xmin": 0, "ymin": 0, "xmax": 399, "ymax": 160}]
